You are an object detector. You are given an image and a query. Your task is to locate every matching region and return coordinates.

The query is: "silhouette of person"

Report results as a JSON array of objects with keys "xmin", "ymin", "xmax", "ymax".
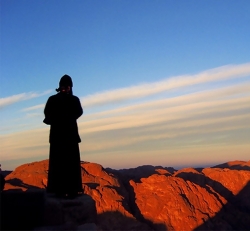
[{"xmin": 44, "ymin": 75, "xmax": 83, "ymax": 198}]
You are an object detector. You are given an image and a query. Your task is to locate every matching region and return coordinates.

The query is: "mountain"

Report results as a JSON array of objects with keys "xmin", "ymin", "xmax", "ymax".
[{"xmin": 2, "ymin": 159, "xmax": 250, "ymax": 230}]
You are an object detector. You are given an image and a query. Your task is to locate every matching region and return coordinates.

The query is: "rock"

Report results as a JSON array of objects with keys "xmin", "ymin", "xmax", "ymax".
[
  {"xmin": 80, "ymin": 163, "xmax": 154, "ymax": 230},
  {"xmin": 108, "ymin": 165, "xmax": 175, "ymax": 183},
  {"xmin": 44, "ymin": 194, "xmax": 96, "ymax": 226},
  {"xmin": 77, "ymin": 223, "xmax": 98, "ymax": 231},
  {"xmin": 96, "ymin": 211, "xmax": 152, "ymax": 231},
  {"xmin": 212, "ymin": 160, "xmax": 250, "ymax": 171},
  {"xmin": 202, "ymin": 167, "xmax": 250, "ymax": 195},
  {"xmin": 81, "ymin": 162, "xmax": 121, "ymax": 187},
  {"xmin": 81, "ymin": 162, "xmax": 132, "ymax": 218},
  {"xmin": 34, "ymin": 222, "xmax": 77, "ymax": 231},
  {"xmin": 4, "ymin": 160, "xmax": 48, "ymax": 191},
  {"xmin": 3, "ymin": 159, "xmax": 250, "ymax": 231},
  {"xmin": 1, "ymin": 189, "xmax": 45, "ymax": 230},
  {"xmin": 129, "ymin": 174, "xmax": 224, "ymax": 230},
  {"xmin": 1, "ymin": 170, "xmax": 12, "ymax": 177}
]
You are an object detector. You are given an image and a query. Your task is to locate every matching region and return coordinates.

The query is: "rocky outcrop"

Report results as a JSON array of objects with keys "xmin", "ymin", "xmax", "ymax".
[
  {"xmin": 212, "ymin": 160, "xmax": 250, "ymax": 171},
  {"xmin": 4, "ymin": 160, "xmax": 49, "ymax": 191},
  {"xmin": 129, "ymin": 174, "xmax": 224, "ymax": 230},
  {"xmin": 81, "ymin": 161, "xmax": 151, "ymax": 230},
  {"xmin": 3, "ymin": 159, "xmax": 250, "ymax": 230}
]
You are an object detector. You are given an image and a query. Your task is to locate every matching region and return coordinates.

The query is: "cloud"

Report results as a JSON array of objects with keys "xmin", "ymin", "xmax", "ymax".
[
  {"xmin": 26, "ymin": 113, "xmax": 43, "ymax": 118},
  {"xmin": 80, "ymin": 63, "xmax": 250, "ymax": 108},
  {"xmin": 22, "ymin": 104, "xmax": 45, "ymax": 112},
  {"xmin": 80, "ymin": 82, "xmax": 250, "ymax": 122},
  {"xmin": 1, "ymin": 63, "xmax": 250, "ymax": 169},
  {"xmin": 77, "ymin": 97, "xmax": 250, "ymax": 140},
  {"xmin": 77, "ymin": 82, "xmax": 250, "ymax": 135},
  {"xmin": 21, "ymin": 63, "xmax": 250, "ymax": 112},
  {"xmin": 75, "ymin": 80, "xmax": 250, "ymax": 154},
  {"xmin": 0, "ymin": 90, "xmax": 52, "ymax": 109},
  {"xmin": 0, "ymin": 127, "xmax": 49, "ymax": 161}
]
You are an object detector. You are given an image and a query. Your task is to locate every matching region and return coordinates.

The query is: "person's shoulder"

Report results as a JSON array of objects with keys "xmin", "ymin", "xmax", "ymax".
[
  {"xmin": 47, "ymin": 93, "xmax": 60, "ymax": 101},
  {"xmin": 49, "ymin": 94, "xmax": 57, "ymax": 98},
  {"xmin": 72, "ymin": 95, "xmax": 80, "ymax": 101}
]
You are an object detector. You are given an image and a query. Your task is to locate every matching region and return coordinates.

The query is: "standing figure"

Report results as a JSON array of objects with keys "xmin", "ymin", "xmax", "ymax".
[{"xmin": 44, "ymin": 75, "xmax": 83, "ymax": 198}]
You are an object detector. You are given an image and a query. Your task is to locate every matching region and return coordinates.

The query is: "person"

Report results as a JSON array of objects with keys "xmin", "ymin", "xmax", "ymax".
[{"xmin": 44, "ymin": 74, "xmax": 83, "ymax": 198}]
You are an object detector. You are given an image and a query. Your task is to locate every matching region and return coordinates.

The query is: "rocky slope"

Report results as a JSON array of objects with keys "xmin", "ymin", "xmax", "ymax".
[{"xmin": 3, "ymin": 160, "xmax": 250, "ymax": 230}]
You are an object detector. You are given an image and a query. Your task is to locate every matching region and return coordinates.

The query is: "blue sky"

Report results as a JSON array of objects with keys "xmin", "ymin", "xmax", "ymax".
[{"xmin": 1, "ymin": 0, "xmax": 250, "ymax": 170}]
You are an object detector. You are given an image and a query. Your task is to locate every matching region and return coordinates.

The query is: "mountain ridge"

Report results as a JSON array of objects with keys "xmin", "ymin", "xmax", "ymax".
[{"xmin": 3, "ymin": 159, "xmax": 250, "ymax": 230}]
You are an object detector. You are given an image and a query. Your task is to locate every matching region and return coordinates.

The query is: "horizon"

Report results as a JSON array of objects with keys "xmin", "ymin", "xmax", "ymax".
[
  {"xmin": 1, "ymin": 0, "xmax": 250, "ymax": 170},
  {"xmin": 1, "ymin": 158, "xmax": 247, "ymax": 172}
]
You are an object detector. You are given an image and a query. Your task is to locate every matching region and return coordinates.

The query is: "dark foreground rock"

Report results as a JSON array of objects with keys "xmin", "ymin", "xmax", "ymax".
[
  {"xmin": 35, "ymin": 193, "xmax": 97, "ymax": 231},
  {"xmin": 1, "ymin": 189, "xmax": 97, "ymax": 231},
  {"xmin": 1, "ymin": 189, "xmax": 45, "ymax": 230}
]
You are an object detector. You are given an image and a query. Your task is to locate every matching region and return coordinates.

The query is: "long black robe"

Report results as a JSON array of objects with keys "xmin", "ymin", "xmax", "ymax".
[{"xmin": 44, "ymin": 92, "xmax": 83, "ymax": 194}]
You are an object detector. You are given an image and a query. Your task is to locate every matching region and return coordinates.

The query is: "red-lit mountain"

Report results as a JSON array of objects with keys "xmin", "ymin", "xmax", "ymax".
[{"xmin": 3, "ymin": 159, "xmax": 250, "ymax": 231}]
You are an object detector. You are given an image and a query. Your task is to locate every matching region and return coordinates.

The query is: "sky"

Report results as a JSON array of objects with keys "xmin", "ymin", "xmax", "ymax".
[{"xmin": 1, "ymin": 0, "xmax": 250, "ymax": 170}]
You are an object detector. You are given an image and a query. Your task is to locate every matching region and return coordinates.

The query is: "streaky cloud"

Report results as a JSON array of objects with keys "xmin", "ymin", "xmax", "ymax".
[
  {"xmin": 0, "ymin": 90, "xmax": 52, "ymax": 109},
  {"xmin": 21, "ymin": 103, "xmax": 45, "ymax": 112},
  {"xmin": 1, "ymin": 63, "xmax": 250, "ymax": 166},
  {"xmin": 79, "ymin": 82, "xmax": 250, "ymax": 121},
  {"xmin": 80, "ymin": 63, "xmax": 250, "ymax": 108}
]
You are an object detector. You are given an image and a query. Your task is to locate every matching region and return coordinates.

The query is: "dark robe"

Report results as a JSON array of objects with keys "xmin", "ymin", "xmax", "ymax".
[{"xmin": 44, "ymin": 92, "xmax": 83, "ymax": 195}]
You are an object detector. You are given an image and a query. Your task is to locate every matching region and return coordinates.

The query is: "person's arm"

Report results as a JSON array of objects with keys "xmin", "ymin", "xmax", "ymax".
[
  {"xmin": 43, "ymin": 97, "xmax": 52, "ymax": 125},
  {"xmin": 75, "ymin": 97, "xmax": 83, "ymax": 119}
]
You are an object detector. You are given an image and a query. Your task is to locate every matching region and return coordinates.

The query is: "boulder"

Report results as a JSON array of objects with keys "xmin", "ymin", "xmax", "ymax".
[{"xmin": 4, "ymin": 160, "xmax": 48, "ymax": 191}]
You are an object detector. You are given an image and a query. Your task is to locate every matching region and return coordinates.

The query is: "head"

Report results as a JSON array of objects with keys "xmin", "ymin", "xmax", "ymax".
[{"xmin": 56, "ymin": 74, "xmax": 73, "ymax": 94}]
